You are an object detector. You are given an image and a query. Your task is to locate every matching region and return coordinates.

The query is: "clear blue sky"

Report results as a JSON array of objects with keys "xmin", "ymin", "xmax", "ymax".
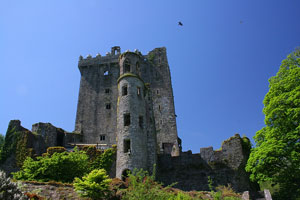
[{"xmin": 1, "ymin": 0, "xmax": 300, "ymax": 152}]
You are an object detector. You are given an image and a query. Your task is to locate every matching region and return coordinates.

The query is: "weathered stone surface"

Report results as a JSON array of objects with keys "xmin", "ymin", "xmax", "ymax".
[
  {"xmin": 264, "ymin": 189, "xmax": 272, "ymax": 200},
  {"xmin": 157, "ymin": 134, "xmax": 256, "ymax": 192},
  {"xmin": 242, "ymin": 191, "xmax": 250, "ymax": 200},
  {"xmin": 116, "ymin": 52, "xmax": 156, "ymax": 178}
]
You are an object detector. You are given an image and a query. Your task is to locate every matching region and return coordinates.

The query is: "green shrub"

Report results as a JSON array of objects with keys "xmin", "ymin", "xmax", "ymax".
[
  {"xmin": 90, "ymin": 145, "xmax": 117, "ymax": 172},
  {"xmin": 81, "ymin": 145, "xmax": 101, "ymax": 161},
  {"xmin": 122, "ymin": 168, "xmax": 176, "ymax": 200},
  {"xmin": 13, "ymin": 149, "xmax": 89, "ymax": 183},
  {"xmin": 74, "ymin": 169, "xmax": 111, "ymax": 200}
]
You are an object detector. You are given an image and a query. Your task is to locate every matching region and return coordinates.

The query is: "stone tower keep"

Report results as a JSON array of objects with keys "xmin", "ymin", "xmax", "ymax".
[
  {"xmin": 75, "ymin": 47, "xmax": 179, "ymax": 157},
  {"xmin": 116, "ymin": 52, "xmax": 149, "ymax": 178}
]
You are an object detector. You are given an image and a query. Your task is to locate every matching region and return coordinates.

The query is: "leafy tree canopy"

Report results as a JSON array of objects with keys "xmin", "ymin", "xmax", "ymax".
[{"xmin": 246, "ymin": 48, "xmax": 300, "ymax": 199}]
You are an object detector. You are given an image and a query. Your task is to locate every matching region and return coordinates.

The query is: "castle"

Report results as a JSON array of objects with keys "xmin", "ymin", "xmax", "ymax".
[
  {"xmin": 75, "ymin": 46, "xmax": 180, "ymax": 178},
  {"xmin": 0, "ymin": 46, "xmax": 257, "ymax": 193}
]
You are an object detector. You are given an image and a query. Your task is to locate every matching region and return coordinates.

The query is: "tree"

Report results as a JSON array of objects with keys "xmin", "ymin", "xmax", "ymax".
[{"xmin": 246, "ymin": 48, "xmax": 300, "ymax": 199}]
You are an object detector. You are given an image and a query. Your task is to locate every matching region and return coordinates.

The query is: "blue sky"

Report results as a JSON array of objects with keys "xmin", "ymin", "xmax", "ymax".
[{"xmin": 1, "ymin": 0, "xmax": 300, "ymax": 152}]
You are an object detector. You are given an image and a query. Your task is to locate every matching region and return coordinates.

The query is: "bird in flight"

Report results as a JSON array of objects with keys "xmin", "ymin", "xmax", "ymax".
[{"xmin": 178, "ymin": 21, "xmax": 183, "ymax": 26}]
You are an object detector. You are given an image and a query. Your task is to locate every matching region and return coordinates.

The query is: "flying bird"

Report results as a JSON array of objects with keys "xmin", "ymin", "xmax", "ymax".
[{"xmin": 178, "ymin": 21, "xmax": 183, "ymax": 26}]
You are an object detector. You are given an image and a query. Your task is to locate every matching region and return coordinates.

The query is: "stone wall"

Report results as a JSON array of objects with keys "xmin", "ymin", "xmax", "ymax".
[
  {"xmin": 157, "ymin": 134, "xmax": 258, "ymax": 192},
  {"xmin": 75, "ymin": 55, "xmax": 119, "ymax": 146},
  {"xmin": 147, "ymin": 47, "xmax": 179, "ymax": 154}
]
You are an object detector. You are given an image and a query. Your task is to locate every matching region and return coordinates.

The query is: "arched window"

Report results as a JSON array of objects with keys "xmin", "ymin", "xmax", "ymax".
[{"xmin": 124, "ymin": 59, "xmax": 130, "ymax": 73}]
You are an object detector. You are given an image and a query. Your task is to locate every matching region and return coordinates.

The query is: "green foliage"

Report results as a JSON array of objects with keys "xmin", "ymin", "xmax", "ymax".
[
  {"xmin": 148, "ymin": 53, "xmax": 155, "ymax": 63},
  {"xmin": 122, "ymin": 168, "xmax": 174, "ymax": 200},
  {"xmin": 0, "ymin": 127, "xmax": 18, "ymax": 163},
  {"xmin": 0, "ymin": 125, "xmax": 33, "ymax": 167},
  {"xmin": 259, "ymin": 180, "xmax": 280, "ymax": 197},
  {"xmin": 241, "ymin": 136, "xmax": 251, "ymax": 156},
  {"xmin": 74, "ymin": 169, "xmax": 111, "ymax": 200},
  {"xmin": 246, "ymin": 48, "xmax": 300, "ymax": 199},
  {"xmin": 90, "ymin": 145, "xmax": 117, "ymax": 172},
  {"xmin": 0, "ymin": 134, "xmax": 4, "ymax": 155},
  {"xmin": 15, "ymin": 132, "xmax": 34, "ymax": 167},
  {"xmin": 13, "ymin": 149, "xmax": 89, "ymax": 183},
  {"xmin": 121, "ymin": 167, "xmax": 198, "ymax": 200},
  {"xmin": 207, "ymin": 177, "xmax": 241, "ymax": 200},
  {"xmin": 0, "ymin": 134, "xmax": 4, "ymax": 148},
  {"xmin": 208, "ymin": 176, "xmax": 214, "ymax": 191}
]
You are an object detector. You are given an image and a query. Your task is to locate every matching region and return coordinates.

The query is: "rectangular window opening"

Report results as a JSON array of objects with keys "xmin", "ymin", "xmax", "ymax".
[
  {"xmin": 156, "ymin": 90, "xmax": 159, "ymax": 95},
  {"xmin": 105, "ymin": 89, "xmax": 110, "ymax": 94},
  {"xmin": 100, "ymin": 135, "xmax": 106, "ymax": 141},
  {"xmin": 124, "ymin": 113, "xmax": 130, "ymax": 126},
  {"xmin": 124, "ymin": 139, "xmax": 131, "ymax": 153},
  {"xmin": 122, "ymin": 85, "xmax": 128, "ymax": 96},
  {"xmin": 137, "ymin": 87, "xmax": 141, "ymax": 96},
  {"xmin": 106, "ymin": 103, "xmax": 111, "ymax": 109},
  {"xmin": 139, "ymin": 116, "xmax": 144, "ymax": 129}
]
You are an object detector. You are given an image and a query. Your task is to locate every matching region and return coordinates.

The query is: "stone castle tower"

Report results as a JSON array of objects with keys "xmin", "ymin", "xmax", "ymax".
[{"xmin": 75, "ymin": 46, "xmax": 179, "ymax": 177}]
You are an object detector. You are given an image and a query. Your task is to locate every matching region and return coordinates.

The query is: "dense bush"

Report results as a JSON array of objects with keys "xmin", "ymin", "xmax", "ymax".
[
  {"xmin": 0, "ymin": 170, "xmax": 28, "ymax": 200},
  {"xmin": 13, "ymin": 149, "xmax": 89, "ymax": 183},
  {"xmin": 74, "ymin": 169, "xmax": 112, "ymax": 200},
  {"xmin": 90, "ymin": 145, "xmax": 117, "ymax": 172}
]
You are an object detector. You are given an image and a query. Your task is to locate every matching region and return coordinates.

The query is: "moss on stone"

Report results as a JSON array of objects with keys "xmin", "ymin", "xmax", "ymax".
[
  {"xmin": 46, "ymin": 147, "xmax": 66, "ymax": 156},
  {"xmin": 117, "ymin": 73, "xmax": 144, "ymax": 84},
  {"xmin": 15, "ymin": 131, "xmax": 34, "ymax": 167},
  {"xmin": 0, "ymin": 125, "xmax": 34, "ymax": 167}
]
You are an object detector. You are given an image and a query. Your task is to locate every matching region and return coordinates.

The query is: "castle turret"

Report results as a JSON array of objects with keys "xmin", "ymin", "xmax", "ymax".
[{"xmin": 116, "ymin": 52, "xmax": 148, "ymax": 179}]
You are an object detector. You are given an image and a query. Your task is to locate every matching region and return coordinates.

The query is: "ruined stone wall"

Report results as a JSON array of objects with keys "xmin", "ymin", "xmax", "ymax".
[
  {"xmin": 0, "ymin": 120, "xmax": 80, "ymax": 174},
  {"xmin": 156, "ymin": 134, "xmax": 255, "ymax": 192}
]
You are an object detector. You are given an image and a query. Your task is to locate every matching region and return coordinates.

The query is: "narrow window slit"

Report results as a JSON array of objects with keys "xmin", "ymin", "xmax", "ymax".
[{"xmin": 124, "ymin": 113, "xmax": 130, "ymax": 126}]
